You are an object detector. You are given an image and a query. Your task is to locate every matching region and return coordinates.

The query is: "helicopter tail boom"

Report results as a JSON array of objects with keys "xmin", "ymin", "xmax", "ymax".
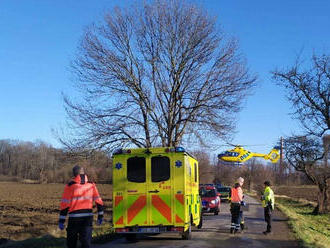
[{"xmin": 251, "ymin": 149, "xmax": 280, "ymax": 163}]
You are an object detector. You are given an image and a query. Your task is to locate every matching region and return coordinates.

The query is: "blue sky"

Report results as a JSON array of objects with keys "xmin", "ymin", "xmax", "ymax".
[{"xmin": 0, "ymin": 0, "xmax": 329, "ymax": 154}]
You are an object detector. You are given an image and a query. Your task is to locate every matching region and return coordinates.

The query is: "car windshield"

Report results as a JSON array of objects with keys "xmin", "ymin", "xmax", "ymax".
[
  {"xmin": 200, "ymin": 188, "xmax": 216, "ymax": 197},
  {"xmin": 218, "ymin": 187, "xmax": 230, "ymax": 192}
]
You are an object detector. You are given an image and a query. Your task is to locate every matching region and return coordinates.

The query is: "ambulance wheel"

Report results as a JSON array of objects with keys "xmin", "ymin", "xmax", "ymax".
[
  {"xmin": 182, "ymin": 224, "xmax": 192, "ymax": 240},
  {"xmin": 197, "ymin": 214, "xmax": 203, "ymax": 229},
  {"xmin": 214, "ymin": 210, "xmax": 219, "ymax": 215},
  {"xmin": 125, "ymin": 234, "xmax": 136, "ymax": 242}
]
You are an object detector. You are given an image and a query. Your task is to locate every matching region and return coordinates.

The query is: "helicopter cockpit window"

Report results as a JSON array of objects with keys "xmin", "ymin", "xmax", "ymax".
[{"xmin": 224, "ymin": 151, "xmax": 239, "ymax": 157}]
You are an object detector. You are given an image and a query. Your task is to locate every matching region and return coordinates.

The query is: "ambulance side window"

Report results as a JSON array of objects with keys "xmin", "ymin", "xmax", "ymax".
[
  {"xmin": 151, "ymin": 156, "xmax": 170, "ymax": 182},
  {"xmin": 127, "ymin": 157, "xmax": 146, "ymax": 183},
  {"xmin": 194, "ymin": 163, "xmax": 197, "ymax": 182}
]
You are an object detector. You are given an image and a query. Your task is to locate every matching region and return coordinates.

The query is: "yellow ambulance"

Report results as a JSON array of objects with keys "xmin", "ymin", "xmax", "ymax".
[{"xmin": 112, "ymin": 147, "xmax": 202, "ymax": 240}]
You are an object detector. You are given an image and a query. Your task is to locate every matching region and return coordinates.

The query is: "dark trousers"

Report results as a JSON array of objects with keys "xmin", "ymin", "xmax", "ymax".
[
  {"xmin": 67, "ymin": 217, "xmax": 93, "ymax": 248},
  {"xmin": 230, "ymin": 203, "xmax": 241, "ymax": 230},
  {"xmin": 239, "ymin": 210, "xmax": 244, "ymax": 229},
  {"xmin": 264, "ymin": 206, "xmax": 272, "ymax": 232}
]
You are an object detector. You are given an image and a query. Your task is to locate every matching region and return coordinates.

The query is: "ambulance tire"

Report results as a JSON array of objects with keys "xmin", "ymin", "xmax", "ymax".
[
  {"xmin": 125, "ymin": 234, "xmax": 137, "ymax": 242},
  {"xmin": 197, "ymin": 214, "xmax": 203, "ymax": 229},
  {"xmin": 182, "ymin": 223, "xmax": 192, "ymax": 240},
  {"xmin": 214, "ymin": 210, "xmax": 219, "ymax": 215}
]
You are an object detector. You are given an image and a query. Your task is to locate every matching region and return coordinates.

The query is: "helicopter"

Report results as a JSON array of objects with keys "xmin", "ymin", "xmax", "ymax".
[{"xmin": 218, "ymin": 145, "xmax": 280, "ymax": 163}]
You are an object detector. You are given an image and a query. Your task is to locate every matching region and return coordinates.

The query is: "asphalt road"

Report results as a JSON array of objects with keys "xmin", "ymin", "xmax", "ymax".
[{"xmin": 93, "ymin": 195, "xmax": 301, "ymax": 248}]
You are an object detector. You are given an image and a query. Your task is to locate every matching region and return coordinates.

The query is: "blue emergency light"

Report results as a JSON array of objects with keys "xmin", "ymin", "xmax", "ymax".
[{"xmin": 175, "ymin": 147, "xmax": 185, "ymax": 152}]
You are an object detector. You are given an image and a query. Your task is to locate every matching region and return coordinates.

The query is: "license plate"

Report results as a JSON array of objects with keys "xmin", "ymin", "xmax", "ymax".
[{"xmin": 138, "ymin": 227, "xmax": 159, "ymax": 233}]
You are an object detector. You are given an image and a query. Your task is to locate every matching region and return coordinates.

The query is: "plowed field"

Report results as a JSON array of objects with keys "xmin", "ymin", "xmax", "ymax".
[{"xmin": 0, "ymin": 182, "xmax": 112, "ymax": 241}]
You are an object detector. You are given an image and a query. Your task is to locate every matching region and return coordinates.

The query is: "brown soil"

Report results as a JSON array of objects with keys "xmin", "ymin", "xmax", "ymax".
[{"xmin": 0, "ymin": 182, "xmax": 112, "ymax": 240}]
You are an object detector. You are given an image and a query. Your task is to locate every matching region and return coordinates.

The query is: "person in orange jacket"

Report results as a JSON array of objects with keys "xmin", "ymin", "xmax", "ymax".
[
  {"xmin": 59, "ymin": 165, "xmax": 104, "ymax": 248},
  {"xmin": 230, "ymin": 177, "xmax": 244, "ymax": 234}
]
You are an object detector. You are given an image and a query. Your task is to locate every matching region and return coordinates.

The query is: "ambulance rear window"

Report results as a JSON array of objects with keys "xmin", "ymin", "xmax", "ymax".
[
  {"xmin": 127, "ymin": 157, "xmax": 146, "ymax": 183},
  {"xmin": 151, "ymin": 156, "xmax": 170, "ymax": 182}
]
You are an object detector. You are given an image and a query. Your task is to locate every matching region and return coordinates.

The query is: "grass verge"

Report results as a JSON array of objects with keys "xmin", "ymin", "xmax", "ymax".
[
  {"xmin": 276, "ymin": 197, "xmax": 330, "ymax": 248},
  {"xmin": 0, "ymin": 223, "xmax": 116, "ymax": 248}
]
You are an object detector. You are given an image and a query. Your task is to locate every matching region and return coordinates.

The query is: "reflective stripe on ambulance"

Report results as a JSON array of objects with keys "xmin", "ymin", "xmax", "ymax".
[
  {"xmin": 127, "ymin": 195, "xmax": 147, "ymax": 225},
  {"xmin": 151, "ymin": 194, "xmax": 171, "ymax": 224},
  {"xmin": 175, "ymin": 193, "xmax": 184, "ymax": 223},
  {"xmin": 114, "ymin": 195, "xmax": 124, "ymax": 225}
]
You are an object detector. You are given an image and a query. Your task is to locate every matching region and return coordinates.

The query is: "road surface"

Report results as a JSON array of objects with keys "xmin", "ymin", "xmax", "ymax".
[{"xmin": 93, "ymin": 195, "xmax": 300, "ymax": 248}]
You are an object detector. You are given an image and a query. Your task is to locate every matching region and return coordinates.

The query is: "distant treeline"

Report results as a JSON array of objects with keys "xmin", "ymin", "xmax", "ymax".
[
  {"xmin": 0, "ymin": 139, "xmax": 312, "ymax": 187},
  {"xmin": 0, "ymin": 140, "xmax": 112, "ymax": 183}
]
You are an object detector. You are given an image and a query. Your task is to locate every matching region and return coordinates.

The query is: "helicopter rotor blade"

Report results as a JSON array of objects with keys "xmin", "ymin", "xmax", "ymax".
[{"xmin": 218, "ymin": 143, "xmax": 268, "ymax": 148}]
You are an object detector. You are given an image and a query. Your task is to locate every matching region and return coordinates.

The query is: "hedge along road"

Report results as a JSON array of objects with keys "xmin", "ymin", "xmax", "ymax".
[{"xmin": 93, "ymin": 195, "xmax": 301, "ymax": 248}]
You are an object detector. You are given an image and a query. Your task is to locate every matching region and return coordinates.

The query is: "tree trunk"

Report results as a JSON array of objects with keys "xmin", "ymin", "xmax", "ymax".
[{"xmin": 313, "ymin": 179, "xmax": 330, "ymax": 214}]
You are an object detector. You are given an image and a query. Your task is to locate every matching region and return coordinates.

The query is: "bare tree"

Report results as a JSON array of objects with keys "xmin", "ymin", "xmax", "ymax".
[
  {"xmin": 284, "ymin": 135, "xmax": 329, "ymax": 214},
  {"xmin": 0, "ymin": 139, "xmax": 112, "ymax": 183},
  {"xmin": 272, "ymin": 53, "xmax": 330, "ymax": 213},
  {"xmin": 272, "ymin": 53, "xmax": 330, "ymax": 137},
  {"xmin": 214, "ymin": 162, "xmax": 239, "ymax": 186},
  {"xmin": 192, "ymin": 150, "xmax": 214, "ymax": 184},
  {"xmin": 62, "ymin": 0, "xmax": 256, "ymax": 151}
]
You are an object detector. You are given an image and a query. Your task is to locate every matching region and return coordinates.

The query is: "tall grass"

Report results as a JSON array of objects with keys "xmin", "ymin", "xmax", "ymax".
[{"xmin": 276, "ymin": 197, "xmax": 330, "ymax": 248}]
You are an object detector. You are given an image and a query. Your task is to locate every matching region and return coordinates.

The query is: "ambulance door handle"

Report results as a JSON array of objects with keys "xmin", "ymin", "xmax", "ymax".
[{"xmin": 148, "ymin": 190, "xmax": 159, "ymax": 193}]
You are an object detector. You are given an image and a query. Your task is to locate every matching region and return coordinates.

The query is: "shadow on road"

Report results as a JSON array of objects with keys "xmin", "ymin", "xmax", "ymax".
[
  {"xmin": 223, "ymin": 236, "xmax": 302, "ymax": 248},
  {"xmin": 245, "ymin": 216, "xmax": 288, "ymax": 222},
  {"xmin": 245, "ymin": 203, "xmax": 261, "ymax": 206},
  {"xmin": 273, "ymin": 218, "xmax": 289, "ymax": 222},
  {"xmin": 245, "ymin": 217, "xmax": 264, "ymax": 222},
  {"xmin": 134, "ymin": 235, "xmax": 182, "ymax": 241},
  {"xmin": 193, "ymin": 227, "xmax": 218, "ymax": 232},
  {"xmin": 193, "ymin": 227, "xmax": 230, "ymax": 234}
]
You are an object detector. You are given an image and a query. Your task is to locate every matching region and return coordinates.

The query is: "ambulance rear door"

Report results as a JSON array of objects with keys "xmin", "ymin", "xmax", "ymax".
[
  {"xmin": 147, "ymin": 153, "xmax": 174, "ymax": 226},
  {"xmin": 125, "ymin": 155, "xmax": 148, "ymax": 227}
]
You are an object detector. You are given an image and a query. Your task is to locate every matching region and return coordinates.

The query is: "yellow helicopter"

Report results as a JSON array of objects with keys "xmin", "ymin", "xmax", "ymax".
[{"xmin": 218, "ymin": 145, "xmax": 280, "ymax": 163}]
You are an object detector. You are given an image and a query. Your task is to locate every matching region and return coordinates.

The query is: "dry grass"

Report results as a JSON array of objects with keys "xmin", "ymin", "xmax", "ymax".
[
  {"xmin": 276, "ymin": 197, "xmax": 330, "ymax": 248},
  {"xmin": 274, "ymin": 185, "xmax": 318, "ymax": 203}
]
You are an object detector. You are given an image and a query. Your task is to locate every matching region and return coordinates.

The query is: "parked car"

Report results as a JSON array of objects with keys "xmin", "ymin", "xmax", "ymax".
[
  {"xmin": 216, "ymin": 186, "xmax": 231, "ymax": 202},
  {"xmin": 199, "ymin": 184, "xmax": 221, "ymax": 215}
]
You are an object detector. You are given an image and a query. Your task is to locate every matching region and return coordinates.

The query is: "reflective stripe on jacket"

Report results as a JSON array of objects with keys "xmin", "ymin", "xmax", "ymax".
[
  {"xmin": 231, "ymin": 186, "xmax": 243, "ymax": 203},
  {"xmin": 59, "ymin": 174, "xmax": 104, "ymax": 222},
  {"xmin": 262, "ymin": 186, "xmax": 275, "ymax": 209}
]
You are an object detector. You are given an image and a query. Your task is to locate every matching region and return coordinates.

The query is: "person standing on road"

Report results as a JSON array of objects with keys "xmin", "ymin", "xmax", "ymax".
[
  {"xmin": 58, "ymin": 165, "xmax": 104, "ymax": 248},
  {"xmin": 230, "ymin": 177, "xmax": 244, "ymax": 234},
  {"xmin": 261, "ymin": 180, "xmax": 275, "ymax": 235},
  {"xmin": 237, "ymin": 177, "xmax": 246, "ymax": 231}
]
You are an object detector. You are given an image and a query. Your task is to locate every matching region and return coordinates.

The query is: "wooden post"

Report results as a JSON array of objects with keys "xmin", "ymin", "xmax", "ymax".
[{"xmin": 279, "ymin": 137, "xmax": 284, "ymax": 184}]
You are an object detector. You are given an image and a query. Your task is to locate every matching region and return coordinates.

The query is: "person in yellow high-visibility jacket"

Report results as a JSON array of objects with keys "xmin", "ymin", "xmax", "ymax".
[{"xmin": 261, "ymin": 181, "xmax": 274, "ymax": 235}]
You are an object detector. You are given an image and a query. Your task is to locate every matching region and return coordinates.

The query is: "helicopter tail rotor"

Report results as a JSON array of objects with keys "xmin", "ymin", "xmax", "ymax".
[{"xmin": 267, "ymin": 148, "xmax": 280, "ymax": 163}]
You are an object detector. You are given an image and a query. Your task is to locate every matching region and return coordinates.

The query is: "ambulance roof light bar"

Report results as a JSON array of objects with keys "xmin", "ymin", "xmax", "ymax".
[
  {"xmin": 113, "ymin": 148, "xmax": 131, "ymax": 155},
  {"xmin": 175, "ymin": 147, "xmax": 185, "ymax": 152},
  {"xmin": 165, "ymin": 147, "xmax": 186, "ymax": 153}
]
